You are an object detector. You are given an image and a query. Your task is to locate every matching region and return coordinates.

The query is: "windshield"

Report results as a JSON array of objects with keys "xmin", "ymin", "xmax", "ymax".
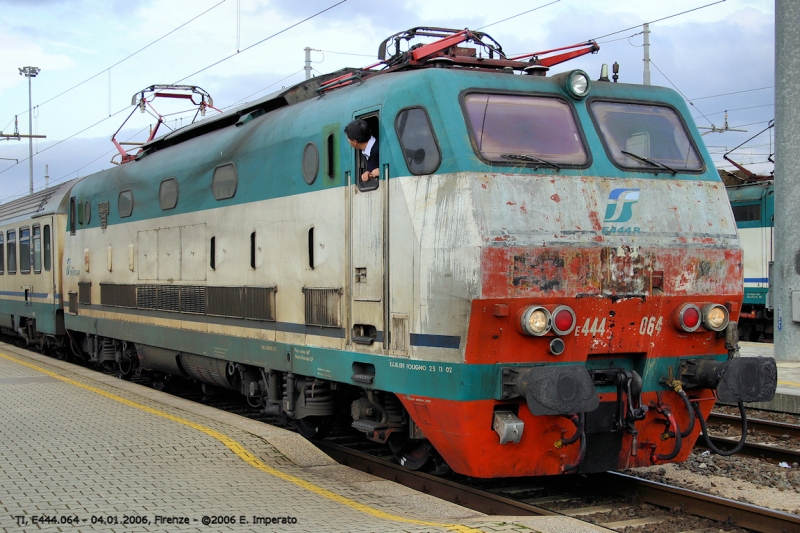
[
  {"xmin": 591, "ymin": 101, "xmax": 703, "ymax": 172},
  {"xmin": 463, "ymin": 93, "xmax": 588, "ymax": 165}
]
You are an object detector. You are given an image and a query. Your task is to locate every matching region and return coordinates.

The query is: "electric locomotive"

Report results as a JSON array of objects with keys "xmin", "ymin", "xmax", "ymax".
[{"xmin": 0, "ymin": 28, "xmax": 776, "ymax": 477}]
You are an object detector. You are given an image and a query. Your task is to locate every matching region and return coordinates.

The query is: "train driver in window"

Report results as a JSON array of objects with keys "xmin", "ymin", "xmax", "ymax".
[{"xmin": 345, "ymin": 119, "xmax": 379, "ymax": 182}]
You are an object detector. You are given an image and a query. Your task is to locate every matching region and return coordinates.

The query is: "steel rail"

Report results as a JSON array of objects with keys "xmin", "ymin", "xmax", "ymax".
[
  {"xmin": 312, "ymin": 439, "xmax": 559, "ymax": 518},
  {"xmin": 604, "ymin": 472, "xmax": 800, "ymax": 533}
]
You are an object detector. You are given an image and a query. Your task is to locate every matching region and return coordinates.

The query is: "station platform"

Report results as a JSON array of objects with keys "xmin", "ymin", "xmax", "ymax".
[
  {"xmin": 738, "ymin": 341, "xmax": 800, "ymax": 414},
  {"xmin": 0, "ymin": 343, "xmax": 606, "ymax": 533}
]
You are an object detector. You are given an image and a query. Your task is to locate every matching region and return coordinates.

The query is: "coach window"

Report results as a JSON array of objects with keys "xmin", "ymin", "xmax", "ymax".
[
  {"xmin": 590, "ymin": 100, "xmax": 703, "ymax": 173},
  {"xmin": 212, "ymin": 163, "xmax": 237, "ymax": 200},
  {"xmin": 395, "ymin": 107, "xmax": 441, "ymax": 175},
  {"xmin": 43, "ymin": 225, "xmax": 51, "ymax": 271},
  {"xmin": 302, "ymin": 143, "xmax": 319, "ymax": 185},
  {"xmin": 463, "ymin": 93, "xmax": 588, "ymax": 167},
  {"xmin": 0, "ymin": 233, "xmax": 4, "ymax": 274},
  {"xmin": 19, "ymin": 227, "xmax": 30, "ymax": 274},
  {"xmin": 32, "ymin": 225, "xmax": 42, "ymax": 273},
  {"xmin": 118, "ymin": 190, "xmax": 134, "ymax": 218},
  {"xmin": 7, "ymin": 230, "xmax": 16, "ymax": 274},
  {"xmin": 159, "ymin": 177, "xmax": 179, "ymax": 210}
]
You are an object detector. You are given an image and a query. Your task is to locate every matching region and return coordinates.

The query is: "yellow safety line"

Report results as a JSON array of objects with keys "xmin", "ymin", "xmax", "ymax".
[
  {"xmin": 0, "ymin": 351, "xmax": 486, "ymax": 533},
  {"xmin": 779, "ymin": 380, "xmax": 800, "ymax": 388}
]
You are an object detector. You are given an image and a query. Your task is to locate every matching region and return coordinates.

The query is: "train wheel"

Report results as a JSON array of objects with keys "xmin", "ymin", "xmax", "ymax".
[
  {"xmin": 294, "ymin": 416, "xmax": 331, "ymax": 439},
  {"xmin": 389, "ymin": 437, "xmax": 433, "ymax": 471}
]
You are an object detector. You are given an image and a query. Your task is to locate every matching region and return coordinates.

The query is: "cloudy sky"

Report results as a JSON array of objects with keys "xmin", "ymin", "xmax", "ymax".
[{"xmin": 0, "ymin": 0, "xmax": 774, "ymax": 202}]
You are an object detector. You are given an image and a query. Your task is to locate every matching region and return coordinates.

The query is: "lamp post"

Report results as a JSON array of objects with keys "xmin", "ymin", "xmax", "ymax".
[{"xmin": 18, "ymin": 66, "xmax": 41, "ymax": 195}]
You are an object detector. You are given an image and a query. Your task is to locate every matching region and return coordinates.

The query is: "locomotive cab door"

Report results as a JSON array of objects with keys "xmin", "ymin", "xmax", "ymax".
[{"xmin": 349, "ymin": 112, "xmax": 387, "ymax": 349}]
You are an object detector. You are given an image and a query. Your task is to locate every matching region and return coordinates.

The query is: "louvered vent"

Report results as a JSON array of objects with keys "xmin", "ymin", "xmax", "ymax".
[
  {"xmin": 68, "ymin": 292, "xmax": 78, "ymax": 314},
  {"xmin": 206, "ymin": 286, "xmax": 242, "ymax": 317},
  {"xmin": 180, "ymin": 286, "xmax": 207, "ymax": 314},
  {"xmin": 158, "ymin": 285, "xmax": 181, "ymax": 312},
  {"xmin": 303, "ymin": 287, "xmax": 342, "ymax": 327},
  {"xmin": 242, "ymin": 287, "xmax": 276, "ymax": 321},
  {"xmin": 137, "ymin": 285, "xmax": 158, "ymax": 309},
  {"xmin": 78, "ymin": 282, "xmax": 91, "ymax": 305},
  {"xmin": 100, "ymin": 283, "xmax": 136, "ymax": 308}
]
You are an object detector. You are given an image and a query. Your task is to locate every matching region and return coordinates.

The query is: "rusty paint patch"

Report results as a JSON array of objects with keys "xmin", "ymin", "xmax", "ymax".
[
  {"xmin": 588, "ymin": 211, "xmax": 602, "ymax": 231},
  {"xmin": 550, "ymin": 193, "xmax": 561, "ymax": 203}
]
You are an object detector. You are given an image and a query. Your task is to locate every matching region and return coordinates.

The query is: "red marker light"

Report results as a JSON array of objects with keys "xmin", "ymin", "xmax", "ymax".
[
  {"xmin": 676, "ymin": 304, "xmax": 702, "ymax": 332},
  {"xmin": 551, "ymin": 306, "xmax": 577, "ymax": 335}
]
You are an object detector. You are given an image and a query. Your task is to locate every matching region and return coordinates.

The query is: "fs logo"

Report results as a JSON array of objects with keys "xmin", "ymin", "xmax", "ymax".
[{"xmin": 604, "ymin": 188, "xmax": 640, "ymax": 223}]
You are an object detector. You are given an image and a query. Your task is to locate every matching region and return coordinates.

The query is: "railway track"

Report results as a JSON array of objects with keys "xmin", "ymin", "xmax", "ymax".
[
  {"xmin": 706, "ymin": 412, "xmax": 800, "ymax": 465},
  {"xmin": 314, "ymin": 438, "xmax": 800, "ymax": 533}
]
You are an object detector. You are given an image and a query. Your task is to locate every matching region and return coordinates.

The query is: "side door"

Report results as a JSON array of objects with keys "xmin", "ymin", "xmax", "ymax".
[{"xmin": 349, "ymin": 111, "xmax": 386, "ymax": 347}]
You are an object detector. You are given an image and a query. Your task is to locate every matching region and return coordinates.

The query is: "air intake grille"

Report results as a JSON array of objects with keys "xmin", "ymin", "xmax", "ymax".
[
  {"xmin": 206, "ymin": 286, "xmax": 241, "ymax": 317},
  {"xmin": 180, "ymin": 286, "xmax": 207, "ymax": 314},
  {"xmin": 100, "ymin": 283, "xmax": 136, "ymax": 308},
  {"xmin": 243, "ymin": 287, "xmax": 275, "ymax": 321},
  {"xmin": 303, "ymin": 287, "xmax": 342, "ymax": 327},
  {"xmin": 158, "ymin": 285, "xmax": 181, "ymax": 312},
  {"xmin": 137, "ymin": 285, "xmax": 158, "ymax": 309},
  {"xmin": 78, "ymin": 282, "xmax": 91, "ymax": 305}
]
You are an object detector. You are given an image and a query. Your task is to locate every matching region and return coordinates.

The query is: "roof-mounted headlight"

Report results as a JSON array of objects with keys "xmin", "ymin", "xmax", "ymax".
[{"xmin": 565, "ymin": 69, "xmax": 591, "ymax": 99}]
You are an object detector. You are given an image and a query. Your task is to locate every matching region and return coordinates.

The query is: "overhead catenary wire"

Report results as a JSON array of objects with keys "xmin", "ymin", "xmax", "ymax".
[
  {"xmin": 0, "ymin": 1, "xmax": 348, "ymax": 198},
  {"xmin": 7, "ymin": 0, "xmax": 229, "ymax": 122},
  {"xmin": 477, "ymin": 0, "xmax": 561, "ymax": 30}
]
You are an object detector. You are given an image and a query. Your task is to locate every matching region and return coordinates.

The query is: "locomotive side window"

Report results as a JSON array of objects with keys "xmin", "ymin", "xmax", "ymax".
[
  {"xmin": 590, "ymin": 101, "xmax": 703, "ymax": 172},
  {"xmin": 212, "ymin": 163, "xmax": 237, "ymax": 200},
  {"xmin": 395, "ymin": 107, "xmax": 441, "ymax": 175},
  {"xmin": 462, "ymin": 93, "xmax": 588, "ymax": 166},
  {"xmin": 0, "ymin": 233, "xmax": 4, "ymax": 274},
  {"xmin": 118, "ymin": 190, "xmax": 134, "ymax": 218},
  {"xmin": 19, "ymin": 227, "xmax": 30, "ymax": 274},
  {"xmin": 326, "ymin": 134, "xmax": 335, "ymax": 179},
  {"xmin": 7, "ymin": 230, "xmax": 16, "ymax": 274},
  {"xmin": 43, "ymin": 225, "xmax": 51, "ymax": 271},
  {"xmin": 33, "ymin": 225, "xmax": 41, "ymax": 273},
  {"xmin": 159, "ymin": 177, "xmax": 179, "ymax": 210},
  {"xmin": 84, "ymin": 201, "xmax": 91, "ymax": 224},
  {"xmin": 69, "ymin": 197, "xmax": 77, "ymax": 235},
  {"xmin": 302, "ymin": 143, "xmax": 319, "ymax": 185}
]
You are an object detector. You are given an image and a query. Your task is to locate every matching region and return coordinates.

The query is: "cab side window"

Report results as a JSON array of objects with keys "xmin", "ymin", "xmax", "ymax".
[{"xmin": 395, "ymin": 107, "xmax": 441, "ymax": 175}]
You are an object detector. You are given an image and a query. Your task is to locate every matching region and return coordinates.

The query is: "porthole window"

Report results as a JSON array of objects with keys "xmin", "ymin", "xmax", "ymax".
[
  {"xmin": 212, "ymin": 163, "xmax": 237, "ymax": 200},
  {"xmin": 395, "ymin": 107, "xmax": 442, "ymax": 175},
  {"xmin": 302, "ymin": 142, "xmax": 319, "ymax": 185},
  {"xmin": 159, "ymin": 177, "xmax": 179, "ymax": 210},
  {"xmin": 84, "ymin": 201, "xmax": 91, "ymax": 224},
  {"xmin": 118, "ymin": 190, "xmax": 134, "ymax": 218}
]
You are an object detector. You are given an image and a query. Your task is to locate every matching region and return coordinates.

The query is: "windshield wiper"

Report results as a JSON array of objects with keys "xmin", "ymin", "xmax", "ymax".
[
  {"xmin": 621, "ymin": 150, "xmax": 677, "ymax": 175},
  {"xmin": 501, "ymin": 154, "xmax": 561, "ymax": 171}
]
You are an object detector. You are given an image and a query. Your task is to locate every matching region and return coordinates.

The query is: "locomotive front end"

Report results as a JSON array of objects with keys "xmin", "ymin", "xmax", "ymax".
[{"xmin": 397, "ymin": 70, "xmax": 777, "ymax": 477}]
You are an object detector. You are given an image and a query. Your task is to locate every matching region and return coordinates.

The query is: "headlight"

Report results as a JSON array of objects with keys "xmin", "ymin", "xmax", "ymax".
[
  {"xmin": 565, "ymin": 70, "xmax": 591, "ymax": 99},
  {"xmin": 520, "ymin": 306, "xmax": 551, "ymax": 336},
  {"xmin": 703, "ymin": 304, "xmax": 729, "ymax": 332}
]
